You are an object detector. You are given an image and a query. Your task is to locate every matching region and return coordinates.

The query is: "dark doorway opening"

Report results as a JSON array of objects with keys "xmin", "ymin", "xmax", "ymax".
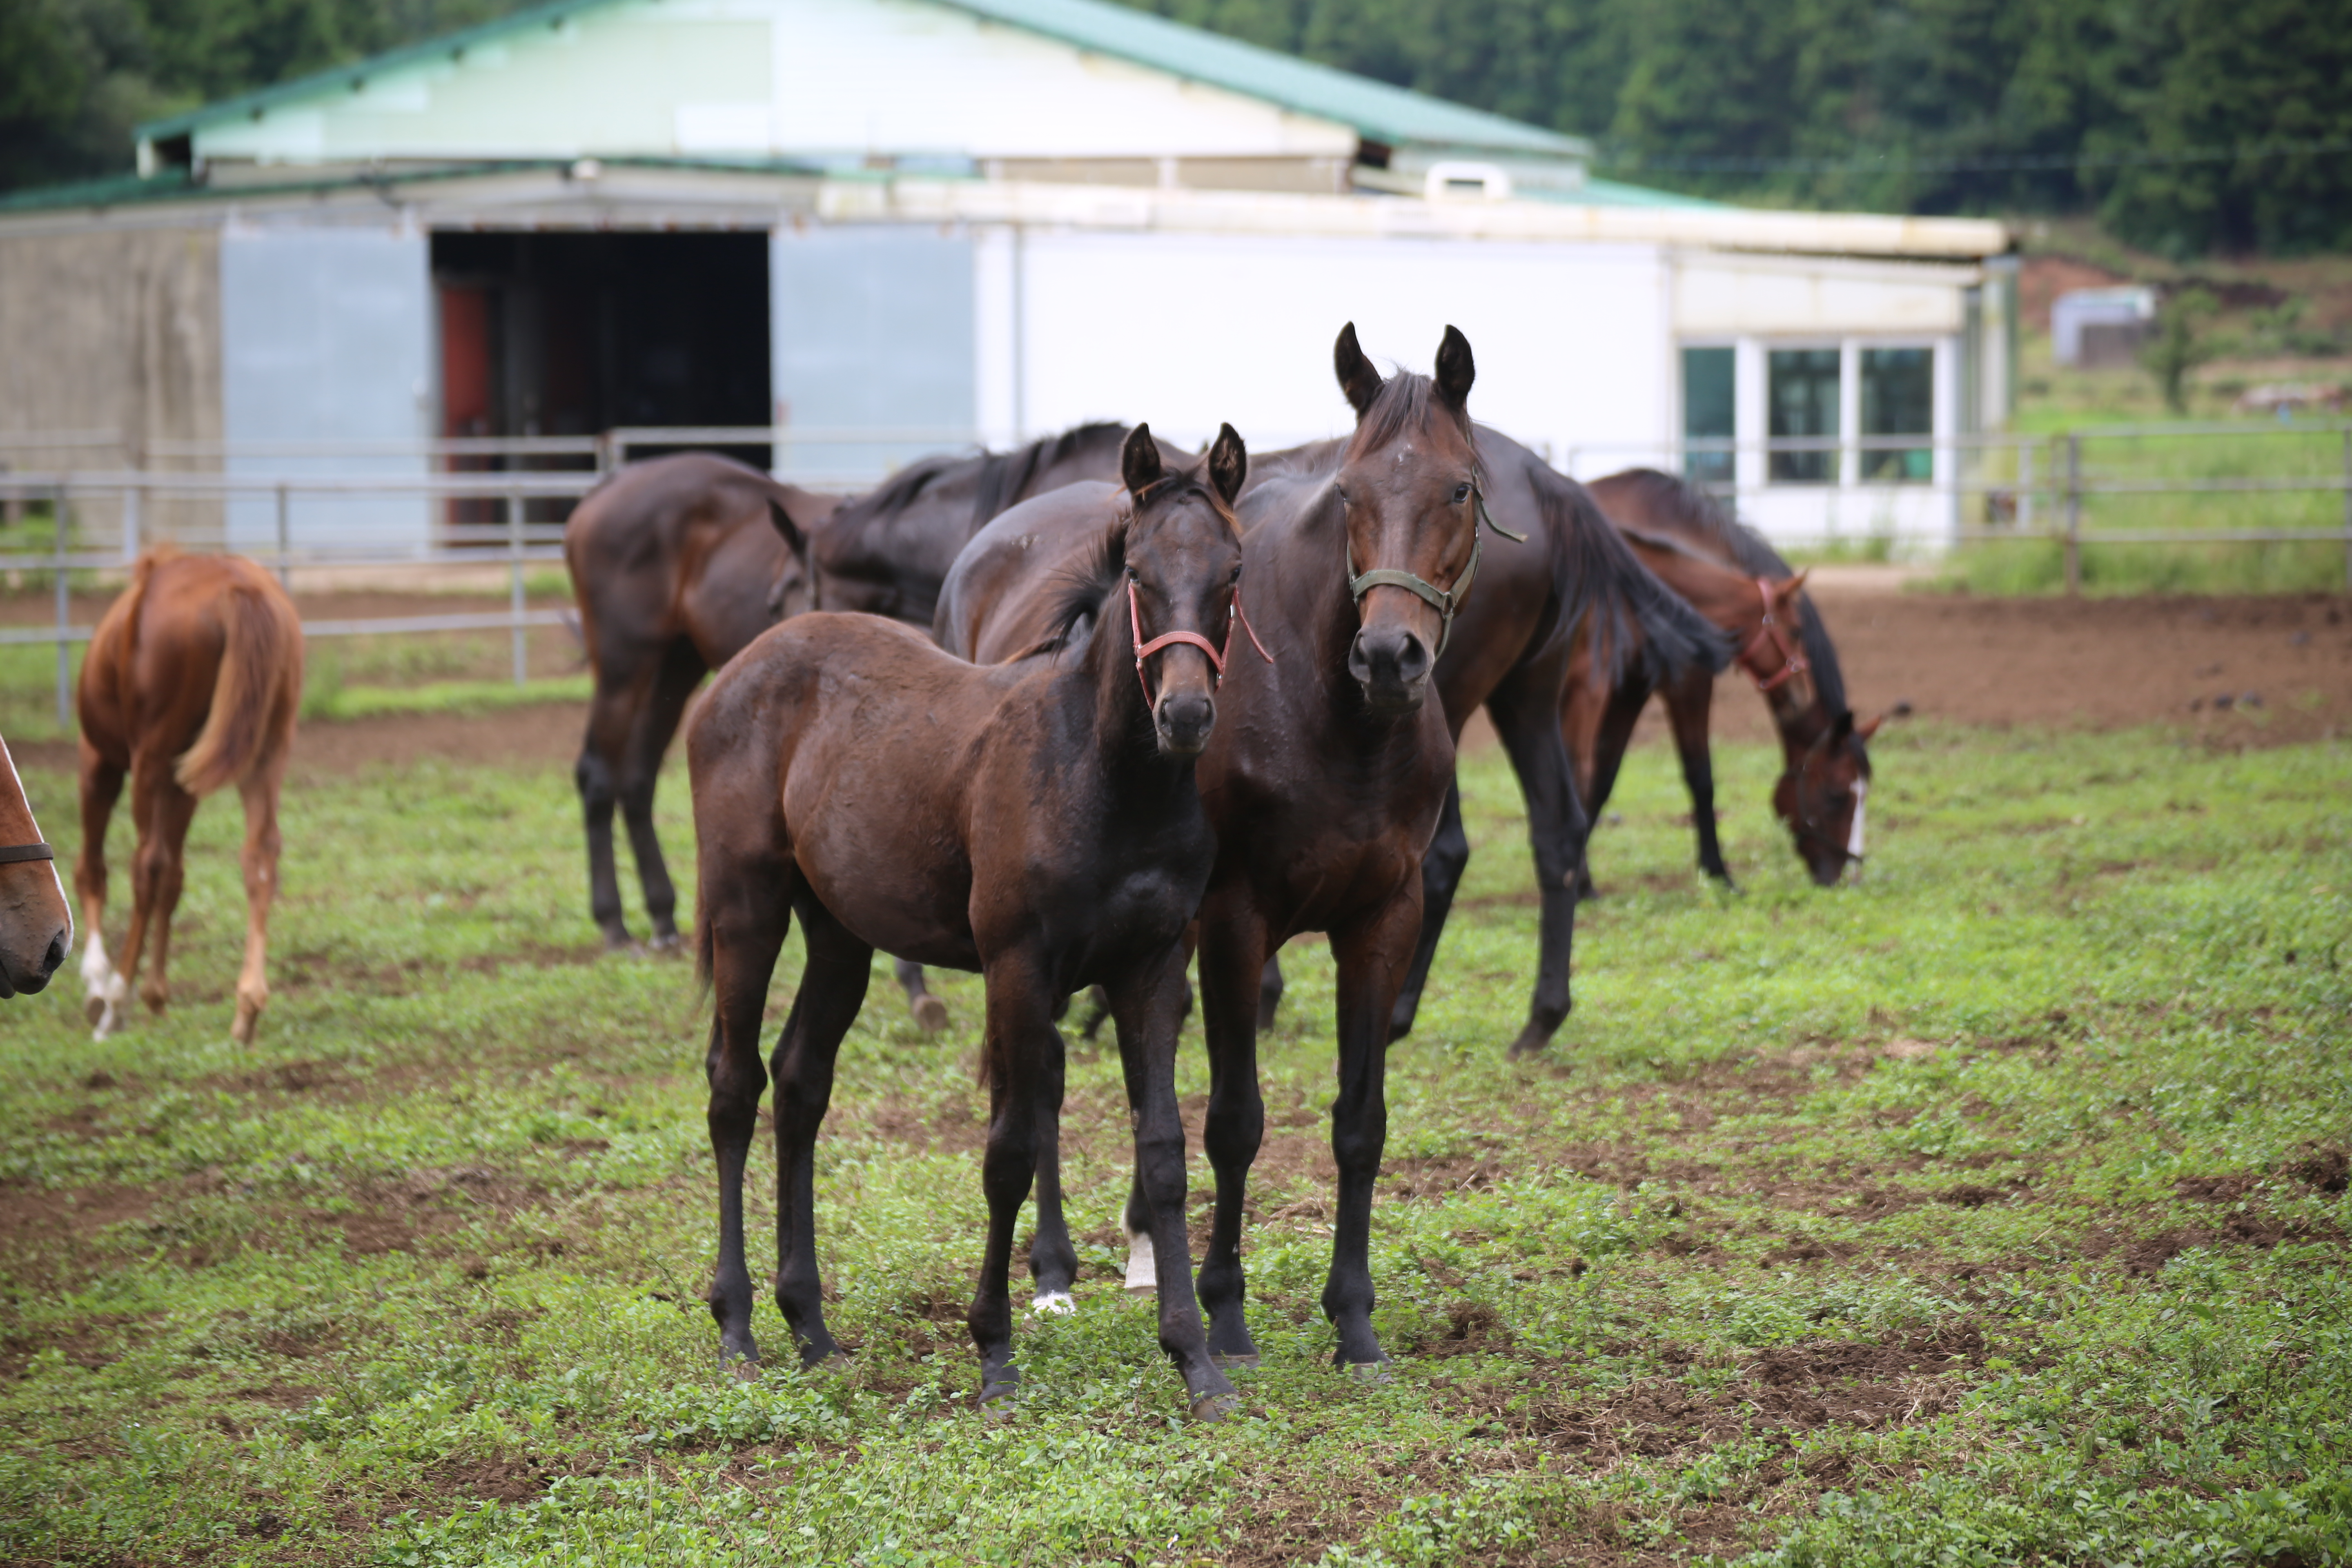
[{"xmin": 431, "ymin": 231, "xmax": 771, "ymax": 529}]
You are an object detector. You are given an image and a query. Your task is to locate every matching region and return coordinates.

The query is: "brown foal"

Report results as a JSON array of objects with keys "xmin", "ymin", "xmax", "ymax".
[{"xmin": 76, "ymin": 549, "xmax": 302, "ymax": 1043}]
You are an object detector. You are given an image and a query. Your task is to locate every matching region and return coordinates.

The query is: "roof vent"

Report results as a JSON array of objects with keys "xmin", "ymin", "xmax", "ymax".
[{"xmin": 1424, "ymin": 161, "xmax": 1510, "ymax": 201}]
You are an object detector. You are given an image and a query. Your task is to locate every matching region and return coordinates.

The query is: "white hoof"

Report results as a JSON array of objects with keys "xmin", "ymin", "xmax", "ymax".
[
  {"xmin": 1031, "ymin": 1292, "xmax": 1075, "ymax": 1316},
  {"xmin": 1123, "ymin": 1232, "xmax": 1158, "ymax": 1294}
]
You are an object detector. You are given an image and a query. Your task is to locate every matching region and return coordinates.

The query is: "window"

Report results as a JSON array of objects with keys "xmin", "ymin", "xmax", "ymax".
[
  {"xmin": 1861, "ymin": 347, "xmax": 1933, "ymax": 482},
  {"xmin": 1768, "ymin": 349, "xmax": 1839, "ymax": 483},
  {"xmin": 1681, "ymin": 347, "xmax": 1734, "ymax": 486}
]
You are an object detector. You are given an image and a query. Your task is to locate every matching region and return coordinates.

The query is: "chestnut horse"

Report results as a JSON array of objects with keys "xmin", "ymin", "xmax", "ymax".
[
  {"xmin": 947, "ymin": 326, "xmax": 1589, "ymax": 1371},
  {"xmin": 564, "ymin": 454, "xmax": 840, "ymax": 952},
  {"xmin": 76, "ymin": 549, "xmax": 303, "ymax": 1042},
  {"xmin": 1584, "ymin": 468, "xmax": 1875, "ymax": 887},
  {"xmin": 689, "ymin": 425, "xmax": 1252, "ymax": 1418},
  {"xmin": 0, "ymin": 731, "xmax": 72, "ymax": 998}
]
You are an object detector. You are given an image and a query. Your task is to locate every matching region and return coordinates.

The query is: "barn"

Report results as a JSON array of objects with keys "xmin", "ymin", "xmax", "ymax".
[{"xmin": 0, "ymin": 0, "xmax": 2014, "ymax": 554}]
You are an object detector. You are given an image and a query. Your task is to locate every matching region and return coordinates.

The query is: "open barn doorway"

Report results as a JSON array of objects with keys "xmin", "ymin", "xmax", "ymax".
[{"xmin": 430, "ymin": 230, "xmax": 771, "ymax": 530}]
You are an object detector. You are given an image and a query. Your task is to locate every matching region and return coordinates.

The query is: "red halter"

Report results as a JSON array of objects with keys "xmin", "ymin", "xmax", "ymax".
[
  {"xmin": 1738, "ymin": 577, "xmax": 1809, "ymax": 694},
  {"xmin": 1129, "ymin": 577, "xmax": 1273, "ymax": 705}
]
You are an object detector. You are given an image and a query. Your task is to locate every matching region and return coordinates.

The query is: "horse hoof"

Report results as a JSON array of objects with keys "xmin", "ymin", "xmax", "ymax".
[
  {"xmin": 912, "ymin": 996, "xmax": 949, "ymax": 1033},
  {"xmin": 647, "ymin": 931, "xmax": 683, "ymax": 956},
  {"xmin": 1211, "ymin": 1352, "xmax": 1261, "ymax": 1373},
  {"xmin": 83, "ymin": 993, "xmax": 106, "ymax": 1028},
  {"xmin": 1506, "ymin": 1030, "xmax": 1555, "ymax": 1061},
  {"xmin": 1189, "ymin": 1392, "xmax": 1239, "ymax": 1422},
  {"xmin": 1031, "ymin": 1291, "xmax": 1075, "ymax": 1316},
  {"xmin": 1341, "ymin": 1359, "xmax": 1392, "ymax": 1385},
  {"xmin": 979, "ymin": 1384, "xmax": 1018, "ymax": 1418},
  {"xmin": 720, "ymin": 1353, "xmax": 762, "ymax": 1381}
]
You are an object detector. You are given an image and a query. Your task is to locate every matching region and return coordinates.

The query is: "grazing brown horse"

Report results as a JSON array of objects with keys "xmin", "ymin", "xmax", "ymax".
[
  {"xmin": 564, "ymin": 454, "xmax": 840, "ymax": 952},
  {"xmin": 1584, "ymin": 469, "xmax": 1876, "ymax": 887},
  {"xmin": 948, "ymin": 325, "xmax": 1570, "ymax": 1371},
  {"xmin": 76, "ymin": 549, "xmax": 302, "ymax": 1042},
  {"xmin": 0, "ymin": 731, "xmax": 72, "ymax": 998},
  {"xmin": 688, "ymin": 425, "xmax": 1252, "ymax": 1418}
]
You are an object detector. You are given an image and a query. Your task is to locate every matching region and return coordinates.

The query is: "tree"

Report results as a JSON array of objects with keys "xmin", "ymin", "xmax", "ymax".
[{"xmin": 2141, "ymin": 287, "xmax": 2217, "ymax": 414}]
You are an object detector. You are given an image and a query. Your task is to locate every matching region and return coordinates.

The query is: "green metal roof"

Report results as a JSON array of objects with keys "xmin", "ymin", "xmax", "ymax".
[
  {"xmin": 137, "ymin": 0, "xmax": 1591, "ymax": 161},
  {"xmin": 0, "ymin": 158, "xmax": 823, "ymax": 217}
]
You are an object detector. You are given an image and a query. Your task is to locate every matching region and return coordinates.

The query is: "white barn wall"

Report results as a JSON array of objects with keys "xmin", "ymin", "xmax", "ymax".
[{"xmin": 991, "ymin": 230, "xmax": 1669, "ymax": 464}]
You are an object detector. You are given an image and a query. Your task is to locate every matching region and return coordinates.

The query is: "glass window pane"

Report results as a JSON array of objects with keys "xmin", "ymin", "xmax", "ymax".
[
  {"xmin": 1681, "ymin": 346, "xmax": 1734, "ymax": 485},
  {"xmin": 1768, "ymin": 348, "xmax": 1839, "ymax": 484},
  {"xmin": 1861, "ymin": 347, "xmax": 1933, "ymax": 483}
]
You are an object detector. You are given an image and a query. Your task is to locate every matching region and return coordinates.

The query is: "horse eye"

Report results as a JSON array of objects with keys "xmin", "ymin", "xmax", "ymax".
[
  {"xmin": 1452, "ymin": 483, "xmax": 1472, "ymax": 505},
  {"xmin": 1125, "ymin": 566, "xmax": 1140, "ymax": 582}
]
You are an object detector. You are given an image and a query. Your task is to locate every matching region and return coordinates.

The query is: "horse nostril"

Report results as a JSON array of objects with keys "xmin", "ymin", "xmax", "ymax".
[{"xmin": 42, "ymin": 929, "xmax": 68, "ymax": 976}]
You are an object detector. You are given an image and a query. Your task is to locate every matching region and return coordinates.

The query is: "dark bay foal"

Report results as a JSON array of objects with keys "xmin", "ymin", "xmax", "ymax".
[{"xmin": 687, "ymin": 425, "xmax": 1252, "ymax": 1418}]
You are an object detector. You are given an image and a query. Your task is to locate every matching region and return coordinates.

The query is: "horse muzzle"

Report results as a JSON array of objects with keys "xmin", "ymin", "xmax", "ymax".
[
  {"xmin": 0, "ymin": 924, "xmax": 69, "ymax": 997},
  {"xmin": 1347, "ymin": 625, "xmax": 1431, "ymax": 715},
  {"xmin": 1154, "ymin": 690, "xmax": 1216, "ymax": 757}
]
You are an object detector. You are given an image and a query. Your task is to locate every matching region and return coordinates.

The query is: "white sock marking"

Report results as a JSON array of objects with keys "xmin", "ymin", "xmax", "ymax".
[{"xmin": 1124, "ymin": 1231, "xmax": 1158, "ymax": 1293}]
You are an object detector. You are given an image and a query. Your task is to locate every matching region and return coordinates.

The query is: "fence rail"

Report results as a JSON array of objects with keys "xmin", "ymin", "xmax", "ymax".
[{"xmin": 5, "ymin": 420, "xmax": 2349, "ymax": 731}]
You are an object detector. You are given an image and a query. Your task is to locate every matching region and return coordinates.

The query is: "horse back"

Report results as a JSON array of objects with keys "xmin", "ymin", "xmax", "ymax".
[{"xmin": 934, "ymin": 482, "xmax": 1121, "ymax": 661}]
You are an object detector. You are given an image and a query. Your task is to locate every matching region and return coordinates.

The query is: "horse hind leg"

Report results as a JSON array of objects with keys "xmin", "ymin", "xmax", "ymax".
[
  {"xmin": 1027, "ymin": 1025, "xmax": 1078, "ymax": 1314},
  {"xmin": 618, "ymin": 639, "xmax": 705, "ymax": 953},
  {"xmin": 229, "ymin": 764, "xmax": 286, "ymax": 1044},
  {"xmin": 108, "ymin": 762, "xmax": 196, "ymax": 1035},
  {"xmin": 76, "ymin": 751, "xmax": 125, "ymax": 1031},
  {"xmin": 894, "ymin": 957, "xmax": 949, "ymax": 1032},
  {"xmin": 769, "ymin": 898, "xmax": 872, "ymax": 1368}
]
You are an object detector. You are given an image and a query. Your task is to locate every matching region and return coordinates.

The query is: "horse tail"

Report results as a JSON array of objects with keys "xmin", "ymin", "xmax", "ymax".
[
  {"xmin": 1532, "ymin": 463, "xmax": 1731, "ymax": 689},
  {"xmin": 174, "ymin": 572, "xmax": 303, "ymax": 796}
]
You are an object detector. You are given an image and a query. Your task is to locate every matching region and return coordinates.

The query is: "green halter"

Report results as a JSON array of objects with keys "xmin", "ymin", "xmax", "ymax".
[{"xmin": 1344, "ymin": 467, "xmax": 1527, "ymax": 657}]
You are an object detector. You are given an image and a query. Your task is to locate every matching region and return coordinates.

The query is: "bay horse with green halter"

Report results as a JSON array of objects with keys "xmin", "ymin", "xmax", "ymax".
[
  {"xmin": 1582, "ymin": 468, "xmax": 1879, "ymax": 888},
  {"xmin": 687, "ymin": 424, "xmax": 1253, "ymax": 1418},
  {"xmin": 0, "ymin": 729, "xmax": 72, "ymax": 999},
  {"xmin": 942, "ymin": 325, "xmax": 1692, "ymax": 1369}
]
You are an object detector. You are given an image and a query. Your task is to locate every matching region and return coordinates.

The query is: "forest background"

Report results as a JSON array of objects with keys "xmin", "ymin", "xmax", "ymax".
[{"xmin": 4, "ymin": 0, "xmax": 2350, "ymax": 259}]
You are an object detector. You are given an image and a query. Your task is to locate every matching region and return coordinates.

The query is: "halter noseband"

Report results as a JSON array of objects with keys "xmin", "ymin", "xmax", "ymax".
[
  {"xmin": 1127, "ymin": 577, "xmax": 1273, "ymax": 704},
  {"xmin": 1343, "ymin": 467, "xmax": 1526, "ymax": 658},
  {"xmin": 1739, "ymin": 577, "xmax": 1809, "ymax": 694},
  {"xmin": 0, "ymin": 842, "xmax": 55, "ymax": 865}
]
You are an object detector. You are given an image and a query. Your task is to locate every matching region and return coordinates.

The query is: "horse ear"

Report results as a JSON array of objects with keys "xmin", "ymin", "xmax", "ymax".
[
  {"xmin": 1831, "ymin": 710, "xmax": 1855, "ymax": 742},
  {"xmin": 1206, "ymin": 423, "xmax": 1247, "ymax": 508},
  {"xmin": 1855, "ymin": 713, "xmax": 1885, "ymax": 740},
  {"xmin": 1434, "ymin": 325, "xmax": 1475, "ymax": 408},
  {"xmin": 1334, "ymin": 322, "xmax": 1383, "ymax": 417},
  {"xmin": 1776, "ymin": 569, "xmax": 1810, "ymax": 604},
  {"xmin": 1122, "ymin": 423, "xmax": 1165, "ymax": 496}
]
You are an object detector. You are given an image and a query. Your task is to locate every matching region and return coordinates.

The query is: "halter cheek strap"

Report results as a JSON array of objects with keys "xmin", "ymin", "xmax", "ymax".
[
  {"xmin": 1739, "ymin": 576, "xmax": 1809, "ymax": 694},
  {"xmin": 1129, "ymin": 577, "xmax": 1274, "ymax": 706},
  {"xmin": 0, "ymin": 842, "xmax": 55, "ymax": 865}
]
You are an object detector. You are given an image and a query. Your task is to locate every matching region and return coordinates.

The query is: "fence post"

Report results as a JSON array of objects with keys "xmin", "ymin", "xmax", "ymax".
[
  {"xmin": 2063, "ymin": 431, "xmax": 2082, "ymax": 596},
  {"xmin": 53, "ymin": 483, "xmax": 71, "ymax": 729},
  {"xmin": 2018, "ymin": 439, "xmax": 2034, "ymax": 530},
  {"xmin": 122, "ymin": 475, "xmax": 141, "ymax": 563},
  {"xmin": 2341, "ymin": 428, "xmax": 2350, "ymax": 595},
  {"xmin": 509, "ymin": 487, "xmax": 527, "ymax": 687},
  {"xmin": 274, "ymin": 483, "xmax": 291, "ymax": 589}
]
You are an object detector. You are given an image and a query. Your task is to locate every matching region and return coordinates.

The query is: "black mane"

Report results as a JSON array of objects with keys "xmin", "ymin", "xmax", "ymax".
[{"xmin": 972, "ymin": 422, "xmax": 1129, "ymax": 528}]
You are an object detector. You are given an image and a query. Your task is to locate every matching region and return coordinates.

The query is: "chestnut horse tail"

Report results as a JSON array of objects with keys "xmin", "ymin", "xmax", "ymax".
[{"xmin": 174, "ymin": 575, "xmax": 302, "ymax": 796}]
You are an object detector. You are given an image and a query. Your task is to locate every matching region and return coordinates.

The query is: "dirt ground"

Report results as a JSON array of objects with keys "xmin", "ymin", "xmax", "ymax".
[{"xmin": 9, "ymin": 586, "xmax": 2350, "ymax": 778}]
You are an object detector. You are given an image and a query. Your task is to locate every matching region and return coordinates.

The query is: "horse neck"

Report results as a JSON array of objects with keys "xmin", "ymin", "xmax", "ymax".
[{"xmin": 1773, "ymin": 690, "xmax": 1835, "ymax": 770}]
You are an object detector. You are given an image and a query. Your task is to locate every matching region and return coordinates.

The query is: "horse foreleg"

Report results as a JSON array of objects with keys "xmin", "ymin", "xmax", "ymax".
[
  {"xmin": 1107, "ymin": 943, "xmax": 1235, "ymax": 1419},
  {"xmin": 1192, "ymin": 911, "xmax": 1269, "ymax": 1367},
  {"xmin": 1491, "ymin": 670, "xmax": 1590, "ymax": 1059},
  {"xmin": 1387, "ymin": 780, "xmax": 1468, "ymax": 1043},
  {"xmin": 893, "ymin": 957, "xmax": 949, "ymax": 1032},
  {"xmin": 228, "ymin": 765, "xmax": 286, "ymax": 1045},
  {"xmin": 970, "ymin": 951, "xmax": 1052, "ymax": 1410},
  {"xmin": 1026, "ymin": 1020, "xmax": 1078, "ymax": 1313},
  {"xmin": 1324, "ymin": 897, "xmax": 1420, "ymax": 1371},
  {"xmin": 771, "ymin": 902, "xmax": 871, "ymax": 1368},
  {"xmin": 75, "ymin": 747, "xmax": 124, "ymax": 1031},
  {"xmin": 1662, "ymin": 670, "xmax": 1732, "ymax": 884}
]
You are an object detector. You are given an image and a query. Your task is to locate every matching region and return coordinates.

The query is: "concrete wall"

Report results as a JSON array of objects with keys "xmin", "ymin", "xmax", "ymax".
[{"xmin": 0, "ymin": 224, "xmax": 223, "ymax": 542}]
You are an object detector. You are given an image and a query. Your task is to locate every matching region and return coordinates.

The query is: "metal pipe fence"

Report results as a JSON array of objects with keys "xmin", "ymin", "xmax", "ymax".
[{"xmin": 5, "ymin": 420, "xmax": 2348, "ymax": 732}]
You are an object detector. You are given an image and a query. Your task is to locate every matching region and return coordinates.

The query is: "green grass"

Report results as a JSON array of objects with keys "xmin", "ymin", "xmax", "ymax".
[{"xmin": 1, "ymin": 723, "xmax": 2348, "ymax": 1566}]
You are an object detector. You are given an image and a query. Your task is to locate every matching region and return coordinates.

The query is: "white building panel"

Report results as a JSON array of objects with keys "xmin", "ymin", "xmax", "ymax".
[
  {"xmin": 997, "ymin": 230, "xmax": 1668, "ymax": 465},
  {"xmin": 1675, "ymin": 254, "xmax": 1970, "ymax": 336}
]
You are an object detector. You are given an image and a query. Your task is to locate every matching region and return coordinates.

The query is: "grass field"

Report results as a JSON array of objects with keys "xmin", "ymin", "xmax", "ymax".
[{"xmin": 2, "ymin": 719, "xmax": 2348, "ymax": 1566}]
